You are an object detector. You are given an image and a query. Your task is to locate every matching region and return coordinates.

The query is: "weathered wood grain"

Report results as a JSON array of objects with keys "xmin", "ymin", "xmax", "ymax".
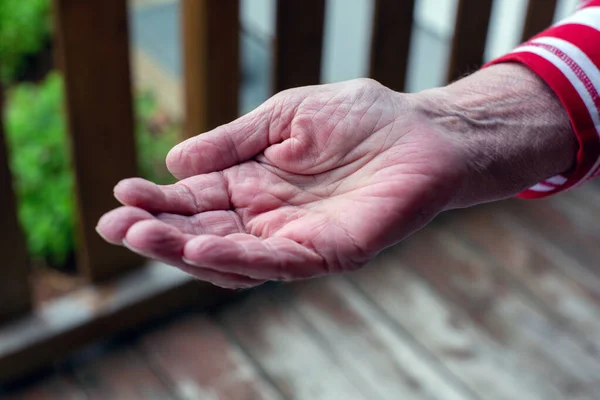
[
  {"xmin": 0, "ymin": 262, "xmax": 231, "ymax": 383},
  {"xmin": 291, "ymin": 277, "xmax": 474, "ymax": 400},
  {"xmin": 74, "ymin": 347, "xmax": 173, "ymax": 400},
  {"xmin": 349, "ymin": 247, "xmax": 577, "ymax": 400},
  {"xmin": 218, "ymin": 289, "xmax": 369, "ymax": 400},
  {"xmin": 452, "ymin": 204, "xmax": 600, "ymax": 355},
  {"xmin": 501, "ymin": 198, "xmax": 600, "ymax": 280},
  {"xmin": 141, "ymin": 314, "xmax": 282, "ymax": 400},
  {"xmin": 550, "ymin": 188, "xmax": 600, "ymax": 239},
  {"xmin": 398, "ymin": 227, "xmax": 600, "ymax": 394}
]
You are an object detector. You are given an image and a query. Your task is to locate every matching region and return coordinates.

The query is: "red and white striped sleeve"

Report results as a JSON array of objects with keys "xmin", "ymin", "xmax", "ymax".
[{"xmin": 485, "ymin": 0, "xmax": 600, "ymax": 198}]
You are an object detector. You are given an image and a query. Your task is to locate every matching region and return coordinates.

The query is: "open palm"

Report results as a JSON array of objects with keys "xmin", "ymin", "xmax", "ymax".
[{"xmin": 97, "ymin": 79, "xmax": 467, "ymax": 288}]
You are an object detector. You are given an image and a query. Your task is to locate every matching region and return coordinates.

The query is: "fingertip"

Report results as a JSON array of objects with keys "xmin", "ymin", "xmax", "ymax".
[
  {"xmin": 183, "ymin": 235, "xmax": 238, "ymax": 264},
  {"xmin": 122, "ymin": 238, "xmax": 144, "ymax": 255},
  {"xmin": 95, "ymin": 225, "xmax": 110, "ymax": 243},
  {"xmin": 165, "ymin": 144, "xmax": 181, "ymax": 178},
  {"xmin": 114, "ymin": 177, "xmax": 163, "ymax": 208},
  {"xmin": 124, "ymin": 219, "xmax": 187, "ymax": 258},
  {"xmin": 125, "ymin": 219, "xmax": 173, "ymax": 244},
  {"xmin": 96, "ymin": 206, "xmax": 154, "ymax": 245},
  {"xmin": 181, "ymin": 255, "xmax": 200, "ymax": 266},
  {"xmin": 166, "ymin": 141, "xmax": 192, "ymax": 180}
]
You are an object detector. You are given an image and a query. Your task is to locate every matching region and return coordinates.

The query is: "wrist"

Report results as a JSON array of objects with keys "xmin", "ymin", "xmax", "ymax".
[{"xmin": 415, "ymin": 63, "xmax": 577, "ymax": 208}]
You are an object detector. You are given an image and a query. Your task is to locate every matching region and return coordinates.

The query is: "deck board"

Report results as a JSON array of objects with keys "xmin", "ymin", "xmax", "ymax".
[
  {"xmin": 140, "ymin": 314, "xmax": 283, "ymax": 400},
  {"xmin": 502, "ymin": 198, "xmax": 600, "ymax": 280},
  {"xmin": 290, "ymin": 277, "xmax": 475, "ymax": 400},
  {"xmin": 218, "ymin": 289, "xmax": 371, "ymax": 400},
  {"xmin": 5, "ymin": 187, "xmax": 600, "ymax": 399},
  {"xmin": 72, "ymin": 346, "xmax": 173, "ymax": 400},
  {"xmin": 396, "ymin": 227, "xmax": 599, "ymax": 396},
  {"xmin": 349, "ymin": 249, "xmax": 574, "ymax": 400},
  {"xmin": 452, "ymin": 203, "xmax": 600, "ymax": 356},
  {"xmin": 3, "ymin": 374, "xmax": 86, "ymax": 400}
]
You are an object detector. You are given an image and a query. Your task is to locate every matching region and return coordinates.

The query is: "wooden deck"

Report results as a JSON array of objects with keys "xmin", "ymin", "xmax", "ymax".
[{"xmin": 3, "ymin": 182, "xmax": 600, "ymax": 400}]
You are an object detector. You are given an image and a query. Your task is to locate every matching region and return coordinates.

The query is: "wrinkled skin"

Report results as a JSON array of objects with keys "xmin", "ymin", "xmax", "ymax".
[{"xmin": 97, "ymin": 79, "xmax": 468, "ymax": 289}]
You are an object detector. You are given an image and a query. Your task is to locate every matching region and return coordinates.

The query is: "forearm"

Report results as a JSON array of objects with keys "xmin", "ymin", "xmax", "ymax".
[{"xmin": 415, "ymin": 63, "xmax": 577, "ymax": 208}]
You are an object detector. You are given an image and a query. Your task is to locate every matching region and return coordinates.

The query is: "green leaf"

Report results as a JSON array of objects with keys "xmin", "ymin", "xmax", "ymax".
[{"xmin": 0, "ymin": 0, "xmax": 51, "ymax": 83}]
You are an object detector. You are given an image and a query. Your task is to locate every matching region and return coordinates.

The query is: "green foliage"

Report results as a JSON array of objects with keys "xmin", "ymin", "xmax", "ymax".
[
  {"xmin": 5, "ymin": 72, "xmax": 74, "ymax": 267},
  {"xmin": 4, "ymin": 71, "xmax": 178, "ymax": 267},
  {"xmin": 0, "ymin": 0, "xmax": 51, "ymax": 83}
]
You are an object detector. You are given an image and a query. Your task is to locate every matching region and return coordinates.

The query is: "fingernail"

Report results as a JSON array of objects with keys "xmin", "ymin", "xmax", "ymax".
[
  {"xmin": 182, "ymin": 256, "xmax": 200, "ymax": 266},
  {"xmin": 95, "ymin": 225, "xmax": 108, "ymax": 241}
]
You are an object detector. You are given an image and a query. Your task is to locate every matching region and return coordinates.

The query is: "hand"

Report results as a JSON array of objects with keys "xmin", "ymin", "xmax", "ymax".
[
  {"xmin": 96, "ymin": 66, "xmax": 575, "ymax": 289},
  {"xmin": 97, "ymin": 79, "xmax": 466, "ymax": 288}
]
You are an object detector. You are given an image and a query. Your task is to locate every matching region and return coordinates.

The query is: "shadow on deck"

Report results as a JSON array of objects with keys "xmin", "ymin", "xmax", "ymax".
[{"xmin": 4, "ymin": 181, "xmax": 600, "ymax": 400}]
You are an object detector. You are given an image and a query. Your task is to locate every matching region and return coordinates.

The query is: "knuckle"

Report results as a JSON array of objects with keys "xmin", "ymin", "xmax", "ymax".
[{"xmin": 354, "ymin": 77, "xmax": 383, "ymax": 89}]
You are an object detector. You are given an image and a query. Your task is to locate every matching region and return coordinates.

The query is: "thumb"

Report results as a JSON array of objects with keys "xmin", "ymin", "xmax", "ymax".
[{"xmin": 166, "ymin": 92, "xmax": 300, "ymax": 179}]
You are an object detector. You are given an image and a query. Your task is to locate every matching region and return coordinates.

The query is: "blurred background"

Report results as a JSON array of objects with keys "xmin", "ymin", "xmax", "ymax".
[{"xmin": 3, "ymin": 0, "xmax": 600, "ymax": 399}]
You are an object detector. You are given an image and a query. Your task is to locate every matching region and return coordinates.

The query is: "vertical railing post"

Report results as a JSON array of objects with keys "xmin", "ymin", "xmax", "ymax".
[
  {"xmin": 369, "ymin": 0, "xmax": 416, "ymax": 93},
  {"xmin": 181, "ymin": 0, "xmax": 240, "ymax": 140},
  {"xmin": 446, "ymin": 0, "xmax": 494, "ymax": 83},
  {"xmin": 0, "ymin": 83, "xmax": 32, "ymax": 322},
  {"xmin": 53, "ymin": 0, "xmax": 142, "ymax": 282},
  {"xmin": 274, "ymin": 0, "xmax": 326, "ymax": 92},
  {"xmin": 521, "ymin": 0, "xmax": 558, "ymax": 43}
]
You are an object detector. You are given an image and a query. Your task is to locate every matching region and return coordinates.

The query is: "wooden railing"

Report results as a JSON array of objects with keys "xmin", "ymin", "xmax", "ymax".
[{"xmin": 0, "ymin": 0, "xmax": 557, "ymax": 383}]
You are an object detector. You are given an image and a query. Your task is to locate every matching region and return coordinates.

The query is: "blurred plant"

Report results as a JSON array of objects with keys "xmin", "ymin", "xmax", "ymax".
[
  {"xmin": 0, "ymin": 0, "xmax": 51, "ymax": 84},
  {"xmin": 5, "ymin": 72, "xmax": 74, "ymax": 267},
  {"xmin": 4, "ymin": 71, "xmax": 178, "ymax": 268}
]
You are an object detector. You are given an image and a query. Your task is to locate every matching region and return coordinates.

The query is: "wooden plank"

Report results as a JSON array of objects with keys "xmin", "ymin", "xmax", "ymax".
[
  {"xmin": 291, "ymin": 278, "xmax": 474, "ymax": 400},
  {"xmin": 141, "ymin": 314, "xmax": 282, "ymax": 400},
  {"xmin": 2, "ymin": 374, "xmax": 86, "ymax": 400},
  {"xmin": 550, "ymin": 189, "xmax": 600, "ymax": 239},
  {"xmin": 0, "ymin": 261, "xmax": 232, "ymax": 384},
  {"xmin": 451, "ymin": 205, "xmax": 600, "ymax": 358},
  {"xmin": 181, "ymin": 0, "xmax": 239, "ymax": 139},
  {"xmin": 218, "ymin": 289, "xmax": 370, "ymax": 400},
  {"xmin": 501, "ymin": 198, "xmax": 600, "ymax": 280},
  {"xmin": 349, "ymin": 248, "xmax": 579, "ymax": 400},
  {"xmin": 521, "ymin": 0, "xmax": 558, "ymax": 42},
  {"xmin": 73, "ymin": 347, "xmax": 174, "ymax": 400},
  {"xmin": 52, "ymin": 0, "xmax": 142, "ymax": 282},
  {"xmin": 488, "ymin": 202, "xmax": 600, "ymax": 292},
  {"xmin": 397, "ymin": 227, "xmax": 600, "ymax": 395},
  {"xmin": 369, "ymin": 0, "xmax": 416, "ymax": 92},
  {"xmin": 274, "ymin": 0, "xmax": 326, "ymax": 92},
  {"xmin": 446, "ymin": 0, "xmax": 494, "ymax": 82},
  {"xmin": 0, "ymin": 84, "xmax": 32, "ymax": 323}
]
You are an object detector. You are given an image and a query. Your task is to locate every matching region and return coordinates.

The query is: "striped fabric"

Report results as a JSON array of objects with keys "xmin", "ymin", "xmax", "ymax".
[{"xmin": 486, "ymin": 0, "xmax": 600, "ymax": 198}]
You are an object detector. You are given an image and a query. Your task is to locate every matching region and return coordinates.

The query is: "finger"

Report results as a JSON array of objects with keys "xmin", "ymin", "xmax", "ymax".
[
  {"xmin": 113, "ymin": 173, "xmax": 229, "ymax": 215},
  {"xmin": 176, "ymin": 263, "xmax": 264, "ymax": 290},
  {"xmin": 124, "ymin": 220, "xmax": 264, "ymax": 289},
  {"xmin": 96, "ymin": 206, "xmax": 154, "ymax": 245},
  {"xmin": 165, "ymin": 94, "xmax": 300, "ymax": 179},
  {"xmin": 183, "ymin": 234, "xmax": 326, "ymax": 280},
  {"xmin": 96, "ymin": 207, "xmax": 243, "ymax": 245},
  {"xmin": 156, "ymin": 210, "xmax": 244, "ymax": 236}
]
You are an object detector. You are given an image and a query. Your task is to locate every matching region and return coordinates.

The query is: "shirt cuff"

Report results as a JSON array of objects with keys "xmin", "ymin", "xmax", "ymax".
[{"xmin": 483, "ymin": 2, "xmax": 600, "ymax": 198}]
